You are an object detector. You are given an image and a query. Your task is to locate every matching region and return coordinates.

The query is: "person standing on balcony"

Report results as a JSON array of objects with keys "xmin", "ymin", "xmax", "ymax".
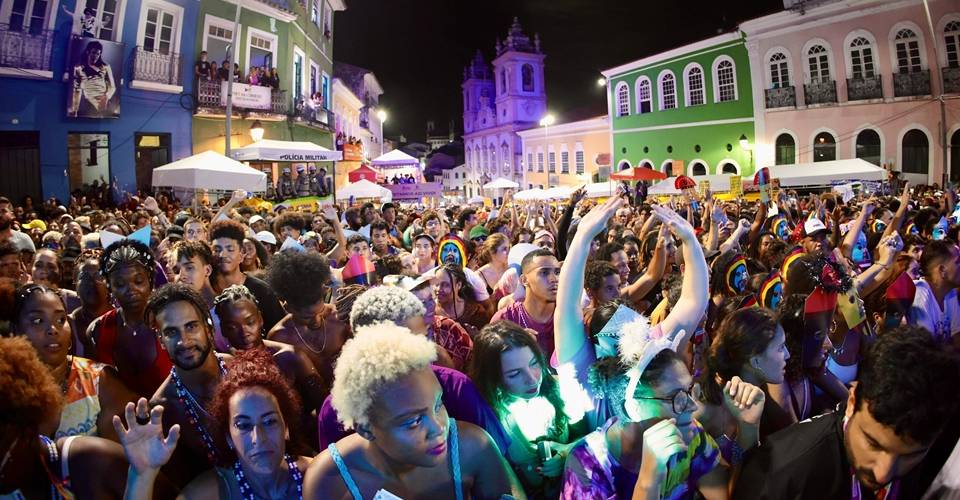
[
  {"xmin": 218, "ymin": 59, "xmax": 229, "ymax": 80},
  {"xmin": 270, "ymin": 68, "xmax": 281, "ymax": 90},
  {"xmin": 194, "ymin": 51, "xmax": 210, "ymax": 82}
]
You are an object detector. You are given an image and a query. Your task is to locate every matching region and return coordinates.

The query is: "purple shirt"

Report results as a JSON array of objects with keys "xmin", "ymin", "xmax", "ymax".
[
  {"xmin": 318, "ymin": 365, "xmax": 512, "ymax": 455},
  {"xmin": 491, "ymin": 302, "xmax": 555, "ymax": 359}
]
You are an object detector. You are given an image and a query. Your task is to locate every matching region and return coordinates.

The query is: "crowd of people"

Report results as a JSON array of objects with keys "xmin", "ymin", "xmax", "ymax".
[
  {"xmin": 1, "ymin": 178, "xmax": 959, "ymax": 500},
  {"xmin": 194, "ymin": 51, "xmax": 281, "ymax": 90}
]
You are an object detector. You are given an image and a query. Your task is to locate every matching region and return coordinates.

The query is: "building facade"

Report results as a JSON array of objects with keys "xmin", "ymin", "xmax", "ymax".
[
  {"xmin": 517, "ymin": 115, "xmax": 608, "ymax": 189},
  {"xmin": 462, "ymin": 17, "xmax": 546, "ymax": 196},
  {"xmin": 441, "ymin": 163, "xmax": 468, "ymax": 199},
  {"xmin": 333, "ymin": 61, "xmax": 384, "ymax": 160},
  {"xmin": 191, "ymin": 0, "xmax": 345, "ymax": 189},
  {"xmin": 603, "ymin": 32, "xmax": 757, "ymax": 179},
  {"xmin": 741, "ymin": 0, "xmax": 960, "ymax": 185},
  {"xmin": 0, "ymin": 0, "xmax": 200, "ymax": 202}
]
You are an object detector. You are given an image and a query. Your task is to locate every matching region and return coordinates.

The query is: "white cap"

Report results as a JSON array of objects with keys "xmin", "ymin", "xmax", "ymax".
[
  {"xmin": 256, "ymin": 230, "xmax": 277, "ymax": 245},
  {"xmin": 803, "ymin": 218, "xmax": 831, "ymax": 237},
  {"xmin": 249, "ymin": 215, "xmax": 264, "ymax": 225}
]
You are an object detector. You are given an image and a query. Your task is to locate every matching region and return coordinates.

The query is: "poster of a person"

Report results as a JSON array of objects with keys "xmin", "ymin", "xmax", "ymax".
[{"xmin": 67, "ymin": 38, "xmax": 121, "ymax": 118}]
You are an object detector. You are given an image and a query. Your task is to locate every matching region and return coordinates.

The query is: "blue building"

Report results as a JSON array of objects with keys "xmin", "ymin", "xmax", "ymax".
[{"xmin": 0, "ymin": 0, "xmax": 198, "ymax": 203}]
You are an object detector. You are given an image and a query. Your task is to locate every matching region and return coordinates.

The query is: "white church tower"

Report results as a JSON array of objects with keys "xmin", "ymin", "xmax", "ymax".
[{"xmin": 493, "ymin": 17, "xmax": 546, "ymax": 127}]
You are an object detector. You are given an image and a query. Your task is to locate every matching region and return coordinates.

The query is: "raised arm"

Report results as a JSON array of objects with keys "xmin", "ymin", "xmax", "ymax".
[
  {"xmin": 621, "ymin": 222, "xmax": 667, "ymax": 303},
  {"xmin": 554, "ymin": 196, "xmax": 624, "ymax": 364},
  {"xmin": 881, "ymin": 181, "xmax": 911, "ymax": 241},
  {"xmin": 840, "ymin": 200, "xmax": 875, "ymax": 260},
  {"xmin": 556, "ymin": 186, "xmax": 585, "ymax": 261},
  {"xmin": 655, "ymin": 205, "xmax": 710, "ymax": 342}
]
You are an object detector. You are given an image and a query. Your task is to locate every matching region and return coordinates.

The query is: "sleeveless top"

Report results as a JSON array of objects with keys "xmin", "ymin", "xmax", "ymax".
[
  {"xmin": 327, "ymin": 419, "xmax": 463, "ymax": 500},
  {"xmin": 55, "ymin": 356, "xmax": 105, "ymax": 439},
  {"xmin": 93, "ymin": 308, "xmax": 172, "ymax": 397}
]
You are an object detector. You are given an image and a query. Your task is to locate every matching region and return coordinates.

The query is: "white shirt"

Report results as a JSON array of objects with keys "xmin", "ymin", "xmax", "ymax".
[{"xmin": 909, "ymin": 279, "xmax": 960, "ymax": 342}]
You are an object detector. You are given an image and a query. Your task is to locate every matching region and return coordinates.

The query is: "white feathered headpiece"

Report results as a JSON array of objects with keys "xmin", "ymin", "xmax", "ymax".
[{"xmin": 617, "ymin": 317, "xmax": 685, "ymax": 422}]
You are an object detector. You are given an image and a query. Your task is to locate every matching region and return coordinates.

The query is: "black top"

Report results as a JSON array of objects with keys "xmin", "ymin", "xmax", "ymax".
[
  {"xmin": 194, "ymin": 60, "xmax": 210, "ymax": 77},
  {"xmin": 243, "ymin": 274, "xmax": 286, "ymax": 332}
]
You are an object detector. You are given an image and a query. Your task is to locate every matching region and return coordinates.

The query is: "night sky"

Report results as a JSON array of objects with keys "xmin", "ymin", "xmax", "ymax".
[{"xmin": 333, "ymin": 0, "xmax": 785, "ymax": 143}]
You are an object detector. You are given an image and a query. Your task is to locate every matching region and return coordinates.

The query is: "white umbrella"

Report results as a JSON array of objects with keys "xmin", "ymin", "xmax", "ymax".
[
  {"xmin": 233, "ymin": 139, "xmax": 342, "ymax": 162},
  {"xmin": 152, "ymin": 150, "xmax": 266, "ymax": 192},
  {"xmin": 335, "ymin": 179, "xmax": 393, "ymax": 202},
  {"xmin": 483, "ymin": 177, "xmax": 520, "ymax": 190}
]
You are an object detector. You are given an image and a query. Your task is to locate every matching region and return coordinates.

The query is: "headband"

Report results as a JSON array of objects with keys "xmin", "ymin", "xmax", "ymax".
[
  {"xmin": 595, "ymin": 304, "xmax": 644, "ymax": 358},
  {"xmin": 618, "ymin": 318, "xmax": 683, "ymax": 422}
]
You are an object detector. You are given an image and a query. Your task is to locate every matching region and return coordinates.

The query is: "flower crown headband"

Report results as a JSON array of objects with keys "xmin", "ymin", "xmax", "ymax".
[{"xmin": 617, "ymin": 317, "xmax": 684, "ymax": 422}]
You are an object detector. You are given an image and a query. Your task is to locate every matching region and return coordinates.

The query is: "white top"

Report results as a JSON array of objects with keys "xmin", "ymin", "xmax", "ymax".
[{"xmin": 909, "ymin": 279, "xmax": 960, "ymax": 342}]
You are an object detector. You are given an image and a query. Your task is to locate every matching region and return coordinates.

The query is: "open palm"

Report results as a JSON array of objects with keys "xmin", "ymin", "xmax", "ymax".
[{"xmin": 112, "ymin": 398, "xmax": 180, "ymax": 474}]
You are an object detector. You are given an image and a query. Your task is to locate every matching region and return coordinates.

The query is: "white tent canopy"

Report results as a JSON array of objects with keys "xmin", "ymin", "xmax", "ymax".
[
  {"xmin": 151, "ymin": 150, "xmax": 266, "ymax": 192},
  {"xmin": 468, "ymin": 195, "xmax": 487, "ymax": 204},
  {"xmin": 371, "ymin": 149, "xmax": 420, "ymax": 168},
  {"xmin": 232, "ymin": 139, "xmax": 342, "ymax": 162},
  {"xmin": 514, "ymin": 188, "xmax": 547, "ymax": 201},
  {"xmin": 585, "ymin": 182, "xmax": 614, "ymax": 199},
  {"xmin": 335, "ymin": 179, "xmax": 393, "ymax": 202},
  {"xmin": 543, "ymin": 186, "xmax": 573, "ymax": 200},
  {"xmin": 649, "ymin": 174, "xmax": 735, "ymax": 195},
  {"xmin": 767, "ymin": 158, "xmax": 885, "ymax": 187},
  {"xmin": 483, "ymin": 177, "xmax": 520, "ymax": 190}
]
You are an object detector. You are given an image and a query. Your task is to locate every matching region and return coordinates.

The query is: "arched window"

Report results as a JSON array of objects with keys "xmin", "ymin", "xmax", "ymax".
[
  {"xmin": 662, "ymin": 161, "xmax": 673, "ymax": 177},
  {"xmin": 521, "ymin": 64, "xmax": 534, "ymax": 91},
  {"xmin": 659, "ymin": 71, "xmax": 676, "ymax": 110},
  {"xmin": 640, "ymin": 160, "xmax": 654, "ymax": 170},
  {"xmin": 489, "ymin": 146, "xmax": 496, "ymax": 174},
  {"xmin": 951, "ymin": 129, "xmax": 960, "ymax": 183},
  {"xmin": 499, "ymin": 70, "xmax": 506, "ymax": 95},
  {"xmin": 719, "ymin": 162, "xmax": 738, "ymax": 175},
  {"xmin": 474, "ymin": 146, "xmax": 481, "ymax": 172},
  {"xmin": 813, "ymin": 131, "xmax": 836, "ymax": 162},
  {"xmin": 775, "ymin": 133, "xmax": 796, "ymax": 165},
  {"xmin": 902, "ymin": 129, "xmax": 929, "ymax": 174},
  {"xmin": 714, "ymin": 57, "xmax": 737, "ymax": 102},
  {"xmin": 849, "ymin": 36, "xmax": 876, "ymax": 79},
  {"xmin": 808, "ymin": 44, "xmax": 831, "ymax": 82},
  {"xmin": 618, "ymin": 160, "xmax": 631, "ymax": 171},
  {"xmin": 894, "ymin": 28, "xmax": 922, "ymax": 73},
  {"xmin": 636, "ymin": 77, "xmax": 652, "ymax": 113},
  {"xmin": 946, "ymin": 20, "xmax": 960, "ymax": 69},
  {"xmin": 769, "ymin": 52, "xmax": 790, "ymax": 88},
  {"xmin": 501, "ymin": 143, "xmax": 510, "ymax": 174},
  {"xmin": 855, "ymin": 129, "xmax": 882, "ymax": 166},
  {"xmin": 691, "ymin": 161, "xmax": 707, "ymax": 176},
  {"xmin": 615, "ymin": 82, "xmax": 630, "ymax": 117},
  {"xmin": 684, "ymin": 65, "xmax": 705, "ymax": 106}
]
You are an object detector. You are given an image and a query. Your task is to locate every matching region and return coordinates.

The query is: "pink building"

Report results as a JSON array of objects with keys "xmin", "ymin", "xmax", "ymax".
[{"xmin": 741, "ymin": 0, "xmax": 960, "ymax": 186}]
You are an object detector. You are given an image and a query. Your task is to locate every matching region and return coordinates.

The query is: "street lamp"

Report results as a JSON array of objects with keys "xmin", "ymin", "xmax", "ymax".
[
  {"xmin": 376, "ymin": 109, "xmax": 387, "ymax": 156},
  {"xmin": 540, "ymin": 114, "xmax": 555, "ymax": 176},
  {"xmin": 249, "ymin": 120, "xmax": 265, "ymax": 142},
  {"xmin": 596, "ymin": 77, "xmax": 606, "ymax": 87}
]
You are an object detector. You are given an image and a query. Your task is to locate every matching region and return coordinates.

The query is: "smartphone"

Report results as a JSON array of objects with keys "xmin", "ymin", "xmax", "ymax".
[{"xmin": 537, "ymin": 441, "xmax": 554, "ymax": 462}]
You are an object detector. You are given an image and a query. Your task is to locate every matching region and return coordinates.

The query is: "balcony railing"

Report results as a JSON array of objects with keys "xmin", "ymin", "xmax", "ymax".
[
  {"xmin": 846, "ymin": 75, "xmax": 883, "ymax": 101},
  {"xmin": 765, "ymin": 86, "xmax": 796, "ymax": 108},
  {"xmin": 893, "ymin": 69, "xmax": 931, "ymax": 97},
  {"xmin": 803, "ymin": 79, "xmax": 837, "ymax": 105},
  {"xmin": 195, "ymin": 79, "xmax": 288, "ymax": 115},
  {"xmin": 133, "ymin": 47, "xmax": 181, "ymax": 86},
  {"xmin": 0, "ymin": 23, "xmax": 53, "ymax": 72},
  {"xmin": 294, "ymin": 101, "xmax": 335, "ymax": 129},
  {"xmin": 943, "ymin": 66, "xmax": 960, "ymax": 94}
]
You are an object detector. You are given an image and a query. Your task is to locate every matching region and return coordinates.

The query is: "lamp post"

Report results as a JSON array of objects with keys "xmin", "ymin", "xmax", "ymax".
[
  {"xmin": 539, "ymin": 113, "xmax": 555, "ymax": 178},
  {"xmin": 376, "ymin": 109, "xmax": 387, "ymax": 157},
  {"xmin": 249, "ymin": 120, "xmax": 264, "ymax": 142},
  {"xmin": 739, "ymin": 134, "xmax": 754, "ymax": 173}
]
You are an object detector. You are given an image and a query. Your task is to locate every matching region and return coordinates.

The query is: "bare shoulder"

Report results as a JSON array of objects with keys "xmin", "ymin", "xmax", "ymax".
[
  {"xmin": 62, "ymin": 436, "xmax": 127, "ymax": 497},
  {"xmin": 303, "ymin": 442, "xmax": 354, "ymax": 500},
  {"xmin": 455, "ymin": 420, "xmax": 498, "ymax": 458},
  {"xmin": 267, "ymin": 319, "xmax": 294, "ymax": 342}
]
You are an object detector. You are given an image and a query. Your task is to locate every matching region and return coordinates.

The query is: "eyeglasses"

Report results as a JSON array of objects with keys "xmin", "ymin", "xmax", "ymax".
[{"xmin": 637, "ymin": 383, "xmax": 699, "ymax": 414}]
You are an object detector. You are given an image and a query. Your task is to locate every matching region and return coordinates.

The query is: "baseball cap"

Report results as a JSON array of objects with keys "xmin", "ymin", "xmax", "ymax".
[
  {"xmin": 468, "ymin": 225, "xmax": 489, "ymax": 241},
  {"xmin": 802, "ymin": 218, "xmax": 831, "ymax": 238},
  {"xmin": 23, "ymin": 219, "xmax": 46, "ymax": 232},
  {"xmin": 249, "ymin": 215, "xmax": 265, "ymax": 225},
  {"xmin": 256, "ymin": 231, "xmax": 277, "ymax": 245}
]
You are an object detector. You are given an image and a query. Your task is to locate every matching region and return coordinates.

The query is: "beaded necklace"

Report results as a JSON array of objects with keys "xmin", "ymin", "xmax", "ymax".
[
  {"xmin": 170, "ymin": 355, "xmax": 227, "ymax": 465},
  {"xmin": 233, "ymin": 454, "xmax": 302, "ymax": 500}
]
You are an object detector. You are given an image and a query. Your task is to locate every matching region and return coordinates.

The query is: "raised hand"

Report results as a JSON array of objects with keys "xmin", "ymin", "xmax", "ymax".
[
  {"xmin": 112, "ymin": 398, "xmax": 180, "ymax": 475},
  {"xmin": 651, "ymin": 205, "xmax": 696, "ymax": 243},
  {"xmin": 570, "ymin": 185, "xmax": 586, "ymax": 205},
  {"xmin": 577, "ymin": 196, "xmax": 624, "ymax": 241},
  {"xmin": 141, "ymin": 196, "xmax": 160, "ymax": 215},
  {"xmin": 720, "ymin": 376, "xmax": 765, "ymax": 426},
  {"xmin": 638, "ymin": 418, "xmax": 687, "ymax": 485}
]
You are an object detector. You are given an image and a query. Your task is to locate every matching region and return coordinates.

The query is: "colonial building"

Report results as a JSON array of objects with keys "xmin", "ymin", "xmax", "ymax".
[
  {"xmin": 603, "ymin": 32, "xmax": 756, "ymax": 178},
  {"xmin": 741, "ymin": 0, "xmax": 960, "ymax": 185},
  {"xmin": 462, "ymin": 17, "xmax": 546, "ymax": 196},
  {"xmin": 0, "ymin": 0, "xmax": 200, "ymax": 201},
  {"xmin": 333, "ymin": 61, "xmax": 385, "ymax": 159},
  {"xmin": 441, "ymin": 163, "xmax": 469, "ymax": 199},
  {"xmin": 517, "ymin": 115, "xmax": 609, "ymax": 189},
  {"xmin": 426, "ymin": 120, "xmax": 456, "ymax": 151}
]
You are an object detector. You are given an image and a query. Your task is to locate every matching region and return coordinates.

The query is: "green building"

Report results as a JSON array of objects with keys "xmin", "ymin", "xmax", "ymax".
[
  {"xmin": 192, "ymin": 0, "xmax": 344, "ymax": 178},
  {"xmin": 602, "ymin": 32, "xmax": 756, "ymax": 179}
]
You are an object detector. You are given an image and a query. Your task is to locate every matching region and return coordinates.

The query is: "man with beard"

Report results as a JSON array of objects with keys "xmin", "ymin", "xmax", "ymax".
[
  {"xmin": 208, "ymin": 219, "xmax": 285, "ymax": 330},
  {"xmin": 490, "ymin": 248, "xmax": 560, "ymax": 358},
  {"xmin": 266, "ymin": 250, "xmax": 349, "ymax": 396},
  {"xmin": 69, "ymin": 255, "xmax": 111, "ymax": 357},
  {"xmin": 799, "ymin": 218, "xmax": 831, "ymax": 257},
  {"xmin": 146, "ymin": 283, "xmax": 232, "ymax": 489},
  {"xmin": 88, "ymin": 240, "xmax": 173, "ymax": 398},
  {"xmin": 0, "ymin": 196, "xmax": 35, "ymax": 255},
  {"xmin": 733, "ymin": 326, "xmax": 960, "ymax": 499}
]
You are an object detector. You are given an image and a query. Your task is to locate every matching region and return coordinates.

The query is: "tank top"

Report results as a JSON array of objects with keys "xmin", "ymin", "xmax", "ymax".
[
  {"xmin": 93, "ymin": 309, "xmax": 172, "ymax": 397},
  {"xmin": 55, "ymin": 356, "xmax": 104, "ymax": 439},
  {"xmin": 327, "ymin": 419, "xmax": 463, "ymax": 500}
]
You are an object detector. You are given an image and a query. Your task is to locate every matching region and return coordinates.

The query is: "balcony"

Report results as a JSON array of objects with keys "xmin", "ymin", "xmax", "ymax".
[
  {"xmin": 130, "ymin": 47, "xmax": 182, "ymax": 93},
  {"xmin": 803, "ymin": 79, "xmax": 837, "ymax": 106},
  {"xmin": 893, "ymin": 69, "xmax": 931, "ymax": 97},
  {"xmin": 293, "ymin": 99, "xmax": 335, "ymax": 131},
  {"xmin": 765, "ymin": 86, "xmax": 796, "ymax": 108},
  {"xmin": 194, "ymin": 79, "xmax": 288, "ymax": 117},
  {"xmin": 943, "ymin": 66, "xmax": 960, "ymax": 94},
  {"xmin": 0, "ymin": 24, "xmax": 54, "ymax": 78},
  {"xmin": 846, "ymin": 75, "xmax": 883, "ymax": 101}
]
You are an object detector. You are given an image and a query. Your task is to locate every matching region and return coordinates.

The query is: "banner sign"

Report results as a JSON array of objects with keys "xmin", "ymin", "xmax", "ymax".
[
  {"xmin": 729, "ymin": 175, "xmax": 742, "ymax": 196},
  {"xmin": 386, "ymin": 182, "xmax": 443, "ymax": 200},
  {"xmin": 342, "ymin": 143, "xmax": 363, "ymax": 161},
  {"xmin": 221, "ymin": 82, "xmax": 272, "ymax": 110},
  {"xmin": 67, "ymin": 36, "xmax": 123, "ymax": 118}
]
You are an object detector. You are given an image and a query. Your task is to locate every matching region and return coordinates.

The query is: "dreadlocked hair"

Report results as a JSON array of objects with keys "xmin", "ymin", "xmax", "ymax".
[{"xmin": 100, "ymin": 239, "xmax": 156, "ymax": 281}]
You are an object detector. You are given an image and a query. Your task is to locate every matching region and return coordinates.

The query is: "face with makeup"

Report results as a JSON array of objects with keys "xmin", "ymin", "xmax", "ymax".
[
  {"xmin": 227, "ymin": 387, "xmax": 290, "ymax": 475},
  {"xmin": 500, "ymin": 346, "xmax": 543, "ymax": 399},
  {"xmin": 15, "ymin": 289, "xmax": 71, "ymax": 367}
]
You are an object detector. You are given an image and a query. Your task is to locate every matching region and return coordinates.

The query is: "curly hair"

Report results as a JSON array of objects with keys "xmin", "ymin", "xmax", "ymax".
[
  {"xmin": 208, "ymin": 348, "xmax": 305, "ymax": 454},
  {"xmin": 265, "ymin": 251, "xmax": 331, "ymax": 310},
  {"xmin": 855, "ymin": 325, "xmax": 960, "ymax": 444},
  {"xmin": 213, "ymin": 284, "xmax": 259, "ymax": 318},
  {"xmin": 209, "ymin": 218, "xmax": 247, "ymax": 246},
  {"xmin": 331, "ymin": 322, "xmax": 437, "ymax": 429},
  {"xmin": 273, "ymin": 212, "xmax": 305, "ymax": 235},
  {"xmin": 100, "ymin": 239, "xmax": 156, "ymax": 281},
  {"xmin": 171, "ymin": 240, "xmax": 213, "ymax": 266},
  {"xmin": 585, "ymin": 260, "xmax": 619, "ymax": 292},
  {"xmin": 144, "ymin": 283, "xmax": 213, "ymax": 331},
  {"xmin": 349, "ymin": 285, "xmax": 425, "ymax": 331},
  {"xmin": 0, "ymin": 336, "xmax": 64, "ymax": 429},
  {"xmin": 700, "ymin": 307, "xmax": 780, "ymax": 405}
]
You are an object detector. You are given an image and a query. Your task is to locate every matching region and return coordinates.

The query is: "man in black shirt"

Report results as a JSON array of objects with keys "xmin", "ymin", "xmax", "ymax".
[
  {"xmin": 734, "ymin": 326, "xmax": 960, "ymax": 499},
  {"xmin": 194, "ymin": 51, "xmax": 210, "ymax": 81}
]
